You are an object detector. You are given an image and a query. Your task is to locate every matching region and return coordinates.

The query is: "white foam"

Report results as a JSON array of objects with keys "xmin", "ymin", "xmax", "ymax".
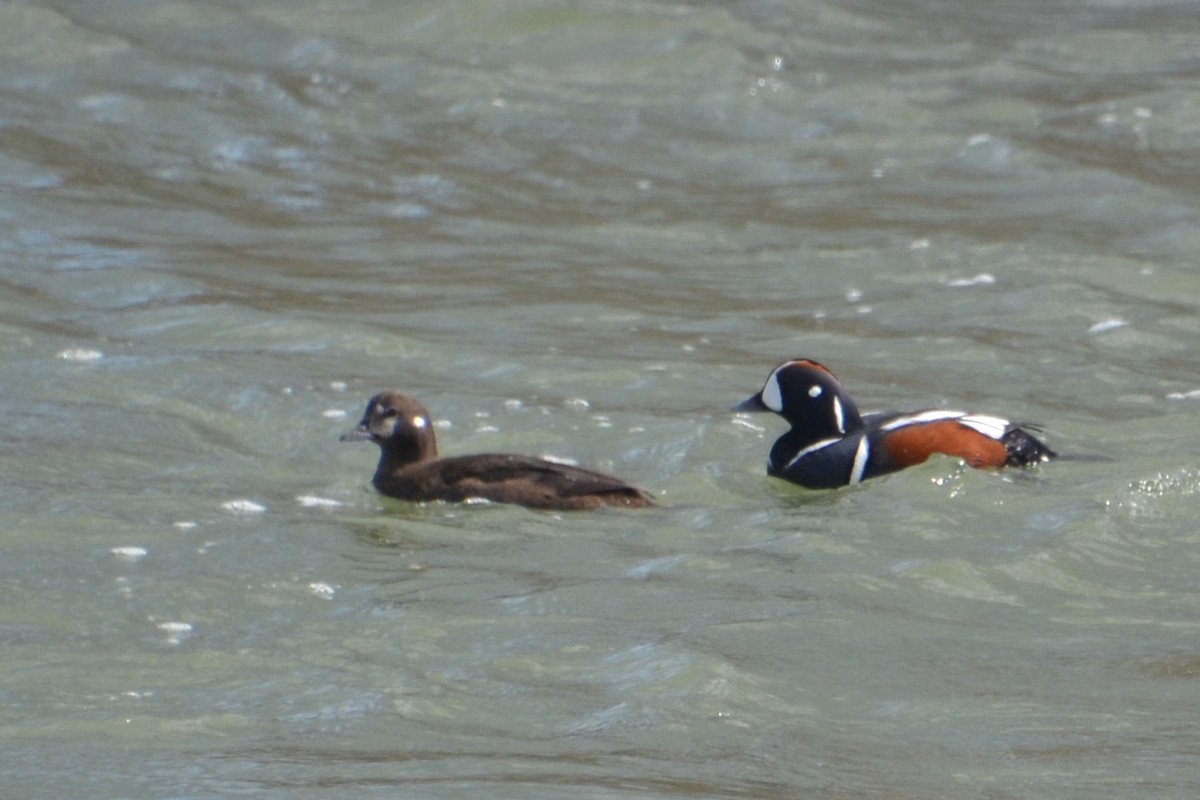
[
  {"xmin": 157, "ymin": 621, "xmax": 193, "ymax": 645},
  {"xmin": 945, "ymin": 272, "xmax": 996, "ymax": 287},
  {"xmin": 57, "ymin": 348, "xmax": 103, "ymax": 362},
  {"xmin": 111, "ymin": 546, "xmax": 148, "ymax": 561},
  {"xmin": 730, "ymin": 417, "xmax": 765, "ymax": 433},
  {"xmin": 221, "ymin": 499, "xmax": 267, "ymax": 514},
  {"xmin": 296, "ymin": 495, "xmax": 343, "ymax": 509},
  {"xmin": 1088, "ymin": 318, "xmax": 1128, "ymax": 335}
]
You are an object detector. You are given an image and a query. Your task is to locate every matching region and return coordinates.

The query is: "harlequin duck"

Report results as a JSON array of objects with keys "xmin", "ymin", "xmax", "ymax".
[
  {"xmin": 733, "ymin": 358, "xmax": 1056, "ymax": 489},
  {"xmin": 341, "ymin": 391, "xmax": 655, "ymax": 510}
]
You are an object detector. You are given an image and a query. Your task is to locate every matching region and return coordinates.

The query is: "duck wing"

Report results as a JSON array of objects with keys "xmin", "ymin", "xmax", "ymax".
[{"xmin": 414, "ymin": 454, "xmax": 655, "ymax": 510}]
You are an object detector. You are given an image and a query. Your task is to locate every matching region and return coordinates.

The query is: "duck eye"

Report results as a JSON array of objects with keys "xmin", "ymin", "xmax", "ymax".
[{"xmin": 381, "ymin": 407, "xmax": 400, "ymax": 419}]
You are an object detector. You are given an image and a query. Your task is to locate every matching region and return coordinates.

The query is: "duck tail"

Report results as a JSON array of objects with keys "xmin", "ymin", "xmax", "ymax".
[{"xmin": 1001, "ymin": 424, "xmax": 1057, "ymax": 467}]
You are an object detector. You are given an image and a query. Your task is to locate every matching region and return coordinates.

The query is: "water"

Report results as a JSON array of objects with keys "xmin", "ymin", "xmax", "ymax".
[{"xmin": 3, "ymin": 1, "xmax": 1200, "ymax": 797}]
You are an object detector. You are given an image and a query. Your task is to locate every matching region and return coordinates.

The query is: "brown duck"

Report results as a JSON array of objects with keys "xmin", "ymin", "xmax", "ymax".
[{"xmin": 340, "ymin": 391, "xmax": 655, "ymax": 510}]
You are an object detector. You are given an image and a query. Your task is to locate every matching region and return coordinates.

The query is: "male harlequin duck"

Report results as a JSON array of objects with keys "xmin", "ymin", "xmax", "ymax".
[
  {"xmin": 733, "ymin": 358, "xmax": 1056, "ymax": 489},
  {"xmin": 341, "ymin": 391, "xmax": 655, "ymax": 510}
]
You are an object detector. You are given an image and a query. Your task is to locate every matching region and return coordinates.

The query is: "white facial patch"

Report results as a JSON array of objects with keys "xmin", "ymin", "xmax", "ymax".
[
  {"xmin": 808, "ymin": 384, "xmax": 823, "ymax": 398},
  {"xmin": 760, "ymin": 371, "xmax": 784, "ymax": 412},
  {"xmin": 411, "ymin": 415, "xmax": 428, "ymax": 430}
]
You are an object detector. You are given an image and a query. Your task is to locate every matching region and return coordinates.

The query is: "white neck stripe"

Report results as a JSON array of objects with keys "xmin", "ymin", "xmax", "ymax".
[
  {"xmin": 782, "ymin": 437, "xmax": 841, "ymax": 471},
  {"xmin": 849, "ymin": 436, "xmax": 870, "ymax": 484}
]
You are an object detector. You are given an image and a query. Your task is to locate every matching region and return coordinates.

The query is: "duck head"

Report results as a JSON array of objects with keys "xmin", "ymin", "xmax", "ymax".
[
  {"xmin": 733, "ymin": 358, "xmax": 863, "ymax": 441},
  {"xmin": 341, "ymin": 390, "xmax": 439, "ymax": 465}
]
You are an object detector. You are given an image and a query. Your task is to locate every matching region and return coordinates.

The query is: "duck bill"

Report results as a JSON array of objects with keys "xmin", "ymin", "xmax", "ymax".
[
  {"xmin": 731, "ymin": 394, "xmax": 769, "ymax": 413},
  {"xmin": 339, "ymin": 423, "xmax": 376, "ymax": 442}
]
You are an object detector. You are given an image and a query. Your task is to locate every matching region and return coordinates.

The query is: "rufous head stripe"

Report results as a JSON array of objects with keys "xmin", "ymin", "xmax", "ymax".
[{"xmin": 786, "ymin": 358, "xmax": 833, "ymax": 375}]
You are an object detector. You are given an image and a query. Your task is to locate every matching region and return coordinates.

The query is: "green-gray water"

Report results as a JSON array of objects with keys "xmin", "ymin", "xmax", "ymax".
[{"xmin": 4, "ymin": 2, "xmax": 1200, "ymax": 797}]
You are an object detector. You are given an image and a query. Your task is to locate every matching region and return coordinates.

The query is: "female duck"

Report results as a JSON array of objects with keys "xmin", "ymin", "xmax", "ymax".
[{"xmin": 342, "ymin": 391, "xmax": 655, "ymax": 510}]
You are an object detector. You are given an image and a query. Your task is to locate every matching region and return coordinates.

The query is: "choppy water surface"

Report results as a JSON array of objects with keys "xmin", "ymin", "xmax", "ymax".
[{"xmin": 3, "ymin": 1, "xmax": 1200, "ymax": 797}]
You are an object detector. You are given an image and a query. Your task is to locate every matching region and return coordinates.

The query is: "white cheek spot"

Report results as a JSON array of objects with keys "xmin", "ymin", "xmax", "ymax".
[
  {"xmin": 411, "ymin": 415, "xmax": 428, "ymax": 430},
  {"xmin": 761, "ymin": 372, "xmax": 784, "ymax": 412},
  {"xmin": 808, "ymin": 384, "xmax": 822, "ymax": 398}
]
